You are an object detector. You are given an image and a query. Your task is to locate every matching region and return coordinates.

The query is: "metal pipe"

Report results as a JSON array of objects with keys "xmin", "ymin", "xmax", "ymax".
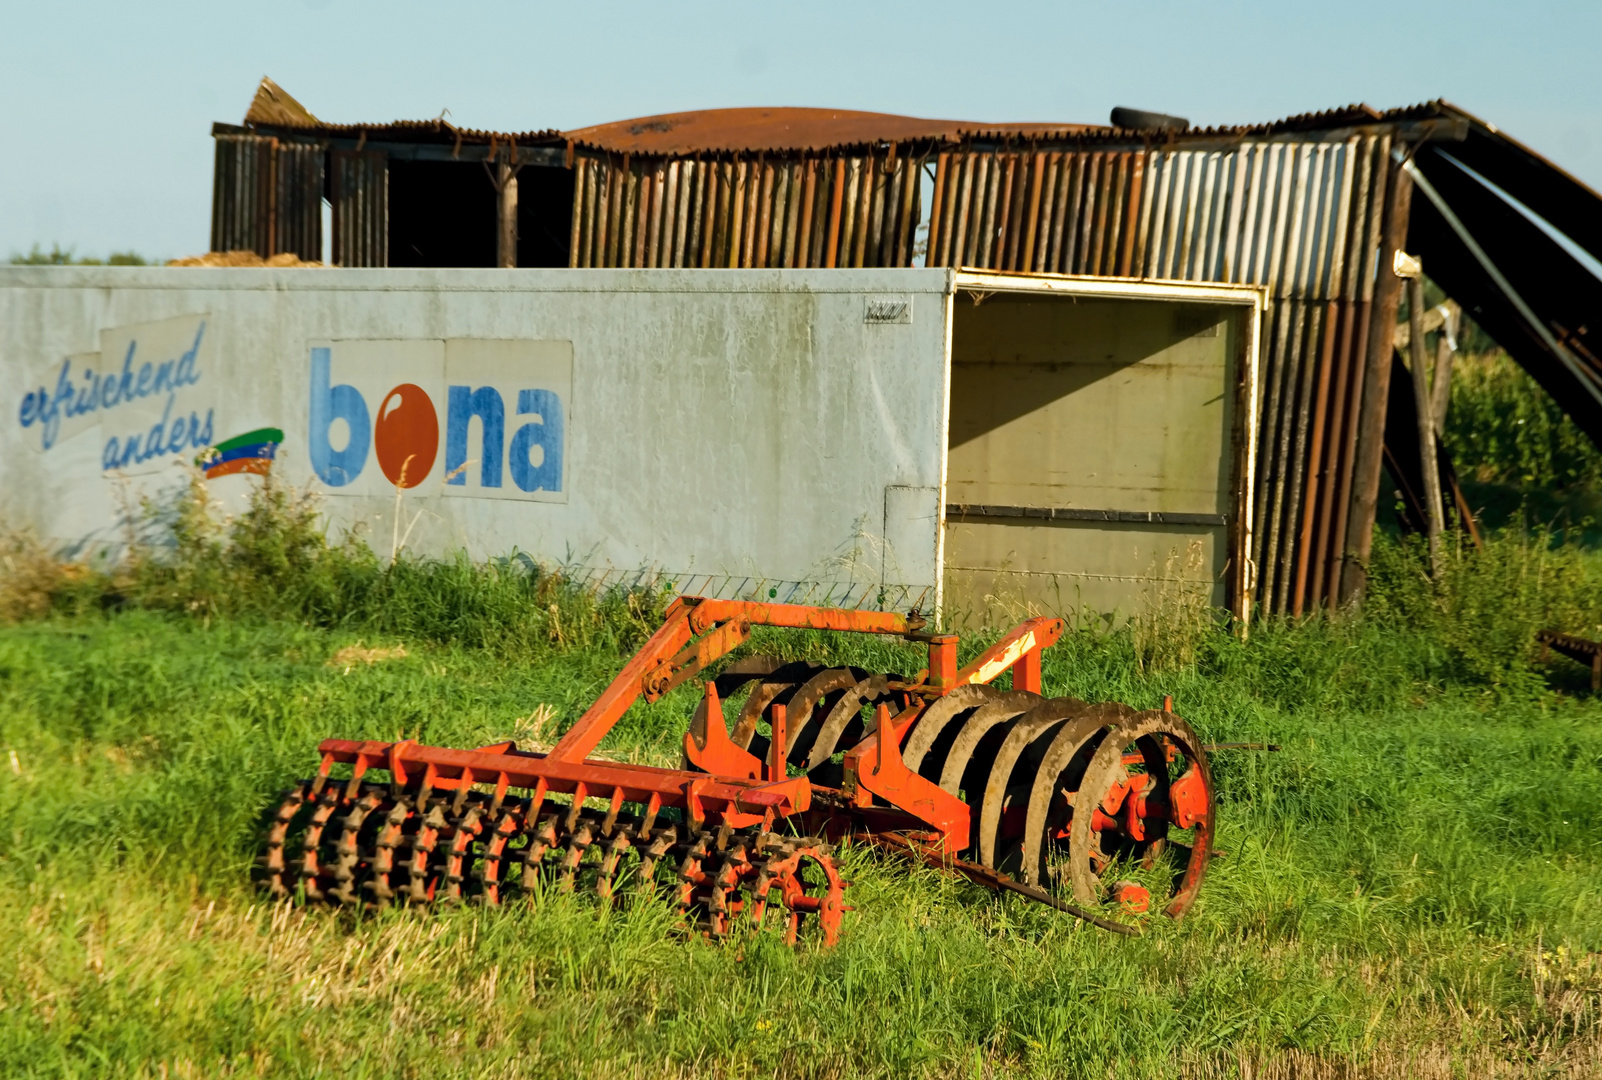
[
  {"xmin": 1076, "ymin": 153, "xmax": 1102, "ymax": 275},
  {"xmin": 1099, "ymin": 153, "xmax": 1125, "ymax": 276},
  {"xmin": 884, "ymin": 153, "xmax": 901, "ymax": 266},
  {"xmin": 603, "ymin": 157, "xmax": 622, "ymax": 267},
  {"xmin": 837, "ymin": 157, "xmax": 859, "ymax": 267},
  {"xmin": 727, "ymin": 160, "xmax": 746, "ymax": 268},
  {"xmin": 896, "ymin": 156, "xmax": 918, "ymax": 265},
  {"xmin": 1293, "ymin": 300, "xmax": 1340, "ymax": 615},
  {"xmin": 1089, "ymin": 152, "xmax": 1114, "ymax": 275},
  {"xmin": 1049, "ymin": 154, "xmax": 1075, "ymax": 273},
  {"xmin": 1032, "ymin": 153, "xmax": 1057, "ymax": 272},
  {"xmin": 754, "ymin": 159, "xmax": 775, "ymax": 268},
  {"xmin": 995, "ymin": 153, "xmax": 1019, "ymax": 270},
  {"xmin": 1408, "ymin": 272, "xmax": 1445, "ymax": 571},
  {"xmin": 1119, "ymin": 152, "xmax": 1145, "ymax": 276},
  {"xmin": 925, "ymin": 153, "xmax": 949, "ymax": 265},
  {"xmin": 1271, "ymin": 303, "xmax": 1316, "ymax": 615},
  {"xmin": 852, "ymin": 153, "xmax": 874, "ymax": 268},
  {"xmin": 784, "ymin": 161, "xmax": 805, "ymax": 267},
  {"xmin": 797, "ymin": 158, "xmax": 817, "ymax": 267},
  {"xmin": 567, "ymin": 158, "xmax": 585, "ymax": 268},
  {"xmin": 825, "ymin": 157, "xmax": 845, "ymax": 268},
  {"xmin": 967, "ymin": 154, "xmax": 992, "ymax": 267},
  {"xmin": 952, "ymin": 151, "xmax": 975, "ymax": 267}
]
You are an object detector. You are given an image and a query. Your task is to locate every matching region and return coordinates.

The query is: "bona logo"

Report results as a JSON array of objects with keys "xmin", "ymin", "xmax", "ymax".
[{"xmin": 307, "ymin": 339, "xmax": 571, "ymax": 501}]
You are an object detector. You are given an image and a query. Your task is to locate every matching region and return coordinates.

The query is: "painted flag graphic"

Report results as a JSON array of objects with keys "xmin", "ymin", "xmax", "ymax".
[{"xmin": 197, "ymin": 427, "xmax": 283, "ymax": 478}]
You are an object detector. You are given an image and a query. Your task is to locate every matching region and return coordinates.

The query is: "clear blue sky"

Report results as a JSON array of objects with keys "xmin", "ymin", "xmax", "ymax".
[{"xmin": 3, "ymin": 0, "xmax": 1598, "ymax": 261}]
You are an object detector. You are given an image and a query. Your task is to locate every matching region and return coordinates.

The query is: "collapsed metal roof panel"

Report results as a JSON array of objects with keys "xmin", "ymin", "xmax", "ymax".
[
  {"xmin": 238, "ymin": 77, "xmax": 562, "ymax": 146},
  {"xmin": 562, "ymin": 106, "xmax": 1105, "ymax": 155}
]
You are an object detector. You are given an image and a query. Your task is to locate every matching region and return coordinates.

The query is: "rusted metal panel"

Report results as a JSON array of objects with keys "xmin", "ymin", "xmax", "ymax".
[
  {"xmin": 331, "ymin": 150, "xmax": 387, "ymax": 268},
  {"xmin": 211, "ymin": 134, "xmax": 323, "ymax": 262},
  {"xmin": 564, "ymin": 106, "xmax": 1103, "ymax": 156}
]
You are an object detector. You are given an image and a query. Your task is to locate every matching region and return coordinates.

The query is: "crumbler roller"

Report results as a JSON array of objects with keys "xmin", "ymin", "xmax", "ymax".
[{"xmin": 260, "ymin": 597, "xmax": 1215, "ymax": 944}]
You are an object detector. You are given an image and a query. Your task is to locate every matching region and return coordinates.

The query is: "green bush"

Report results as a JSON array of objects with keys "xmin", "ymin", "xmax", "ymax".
[
  {"xmin": 1444, "ymin": 350, "xmax": 1602, "ymax": 492},
  {"xmin": 7, "ymin": 243, "xmax": 150, "ymax": 266},
  {"xmin": 1364, "ymin": 527, "xmax": 1602, "ymax": 692}
]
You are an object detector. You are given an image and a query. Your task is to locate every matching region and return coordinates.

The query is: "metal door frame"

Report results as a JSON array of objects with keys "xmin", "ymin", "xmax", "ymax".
[{"xmin": 941, "ymin": 271, "xmax": 1266, "ymax": 622}]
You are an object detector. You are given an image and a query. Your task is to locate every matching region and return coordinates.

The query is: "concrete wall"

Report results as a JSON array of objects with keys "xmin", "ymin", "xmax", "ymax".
[{"xmin": 1, "ymin": 267, "xmax": 955, "ymax": 610}]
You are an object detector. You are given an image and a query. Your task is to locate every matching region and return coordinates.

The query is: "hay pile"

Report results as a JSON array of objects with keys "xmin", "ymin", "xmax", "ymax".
[{"xmin": 166, "ymin": 251, "xmax": 325, "ymax": 267}]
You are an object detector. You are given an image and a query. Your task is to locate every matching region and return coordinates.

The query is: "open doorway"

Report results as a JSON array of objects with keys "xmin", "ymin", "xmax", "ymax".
[{"xmin": 942, "ymin": 279, "xmax": 1259, "ymax": 626}]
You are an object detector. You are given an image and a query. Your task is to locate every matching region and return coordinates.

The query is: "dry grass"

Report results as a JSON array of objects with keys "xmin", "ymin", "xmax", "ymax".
[
  {"xmin": 0, "ymin": 530, "xmax": 96, "ymax": 623},
  {"xmin": 326, "ymin": 642, "xmax": 409, "ymax": 673}
]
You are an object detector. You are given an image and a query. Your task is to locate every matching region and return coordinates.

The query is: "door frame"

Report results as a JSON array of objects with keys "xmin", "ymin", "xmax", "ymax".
[{"xmin": 942, "ymin": 271, "xmax": 1267, "ymax": 623}]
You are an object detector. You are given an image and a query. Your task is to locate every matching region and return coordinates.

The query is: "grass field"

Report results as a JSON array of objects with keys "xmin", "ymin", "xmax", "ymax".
[{"xmin": 4, "ymin": 591, "xmax": 1601, "ymax": 1078}]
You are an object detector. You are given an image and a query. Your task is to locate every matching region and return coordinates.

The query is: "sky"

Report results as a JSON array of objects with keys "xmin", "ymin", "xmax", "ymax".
[{"xmin": 2, "ymin": 0, "xmax": 1599, "ymax": 262}]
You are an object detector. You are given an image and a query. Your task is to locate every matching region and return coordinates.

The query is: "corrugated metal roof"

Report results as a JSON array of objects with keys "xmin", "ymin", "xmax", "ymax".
[
  {"xmin": 234, "ymin": 79, "xmax": 1468, "ymax": 157},
  {"xmin": 562, "ymin": 107, "xmax": 1105, "ymax": 155}
]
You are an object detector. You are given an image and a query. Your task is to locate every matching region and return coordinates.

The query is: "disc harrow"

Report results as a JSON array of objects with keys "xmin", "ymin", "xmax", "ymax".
[{"xmin": 261, "ymin": 597, "xmax": 1220, "ymax": 946}]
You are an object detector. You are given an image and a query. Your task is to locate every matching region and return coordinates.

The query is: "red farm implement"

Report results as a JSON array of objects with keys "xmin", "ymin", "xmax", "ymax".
[{"xmin": 261, "ymin": 597, "xmax": 1215, "ymax": 943}]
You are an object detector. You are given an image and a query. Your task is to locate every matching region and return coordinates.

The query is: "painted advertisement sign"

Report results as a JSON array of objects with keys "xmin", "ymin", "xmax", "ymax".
[
  {"xmin": 16, "ymin": 314, "xmax": 216, "ymax": 477},
  {"xmin": 308, "ymin": 339, "xmax": 570, "ymax": 501}
]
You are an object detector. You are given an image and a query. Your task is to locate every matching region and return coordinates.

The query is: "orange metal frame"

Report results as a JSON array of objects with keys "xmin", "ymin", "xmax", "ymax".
[{"xmin": 314, "ymin": 598, "xmax": 1064, "ymax": 852}]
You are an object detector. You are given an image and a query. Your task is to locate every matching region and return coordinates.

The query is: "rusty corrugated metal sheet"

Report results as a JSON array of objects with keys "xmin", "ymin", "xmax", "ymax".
[
  {"xmin": 564, "ymin": 107, "xmax": 1102, "ymax": 155},
  {"xmin": 332, "ymin": 150, "xmax": 387, "ymax": 268},
  {"xmin": 209, "ymin": 133, "xmax": 323, "ymax": 262},
  {"xmin": 568, "ymin": 149, "xmax": 922, "ymax": 269}
]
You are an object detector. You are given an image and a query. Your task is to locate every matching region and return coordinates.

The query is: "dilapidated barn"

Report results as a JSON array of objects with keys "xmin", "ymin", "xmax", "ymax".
[{"xmin": 210, "ymin": 78, "xmax": 1602, "ymax": 619}]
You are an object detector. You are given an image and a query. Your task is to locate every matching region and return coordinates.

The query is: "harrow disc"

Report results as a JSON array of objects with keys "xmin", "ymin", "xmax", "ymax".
[
  {"xmin": 1065, "ymin": 710, "xmax": 1215, "ymax": 919},
  {"xmin": 261, "ymin": 779, "xmax": 846, "ymax": 947}
]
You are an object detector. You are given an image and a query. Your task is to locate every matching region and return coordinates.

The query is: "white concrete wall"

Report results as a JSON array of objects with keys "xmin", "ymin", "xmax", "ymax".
[{"xmin": 1, "ymin": 267, "xmax": 955, "ymax": 610}]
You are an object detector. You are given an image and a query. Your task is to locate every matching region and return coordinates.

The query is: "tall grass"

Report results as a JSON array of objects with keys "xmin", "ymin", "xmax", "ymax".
[{"xmin": 6, "ymin": 468, "xmax": 667, "ymax": 661}]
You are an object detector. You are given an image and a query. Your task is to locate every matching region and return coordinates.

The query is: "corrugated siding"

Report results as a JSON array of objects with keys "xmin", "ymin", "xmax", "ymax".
[
  {"xmin": 568, "ymin": 151, "xmax": 921, "ymax": 268},
  {"xmin": 926, "ymin": 136, "xmax": 1396, "ymax": 615},
  {"xmin": 210, "ymin": 135, "xmax": 274, "ymax": 256},
  {"xmin": 273, "ymin": 143, "xmax": 324, "ymax": 261},
  {"xmin": 210, "ymin": 135, "xmax": 324, "ymax": 261},
  {"xmin": 331, "ymin": 150, "xmax": 387, "ymax": 268}
]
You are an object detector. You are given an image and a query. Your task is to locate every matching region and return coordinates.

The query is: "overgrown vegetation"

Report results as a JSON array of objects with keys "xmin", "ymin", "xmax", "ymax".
[
  {"xmin": 7, "ymin": 243, "xmax": 151, "ymax": 266},
  {"xmin": 3, "ymin": 477, "xmax": 1602, "ymax": 1077},
  {"xmin": 6, "ymin": 469, "xmax": 667, "ymax": 660}
]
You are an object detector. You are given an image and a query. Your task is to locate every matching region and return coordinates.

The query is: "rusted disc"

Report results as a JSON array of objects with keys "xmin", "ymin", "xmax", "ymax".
[
  {"xmin": 363, "ymin": 797, "xmax": 417, "ymax": 906},
  {"xmin": 783, "ymin": 667, "xmax": 871, "ymax": 765},
  {"xmin": 747, "ymin": 839, "xmax": 845, "ymax": 947},
  {"xmin": 1066, "ymin": 710, "xmax": 1214, "ymax": 920},
  {"xmin": 298, "ymin": 784, "xmax": 354, "ymax": 902},
  {"xmin": 974, "ymin": 698, "xmax": 1092, "ymax": 870},
  {"xmin": 936, "ymin": 691, "xmax": 1042, "ymax": 798},
  {"xmin": 803, "ymin": 674, "xmax": 906, "ymax": 775},
  {"xmin": 329, "ymin": 787, "xmax": 388, "ymax": 904},
  {"xmin": 729, "ymin": 661, "xmax": 823, "ymax": 751},
  {"xmin": 900, "ymin": 684, "xmax": 997, "ymax": 780},
  {"xmin": 1016, "ymin": 702, "xmax": 1128, "ymax": 886},
  {"xmin": 260, "ymin": 782, "xmax": 311, "ymax": 898}
]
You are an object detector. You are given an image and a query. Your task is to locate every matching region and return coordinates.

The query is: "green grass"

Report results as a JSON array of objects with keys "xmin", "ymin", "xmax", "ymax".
[{"xmin": 3, "ymin": 606, "xmax": 1601, "ymax": 1078}]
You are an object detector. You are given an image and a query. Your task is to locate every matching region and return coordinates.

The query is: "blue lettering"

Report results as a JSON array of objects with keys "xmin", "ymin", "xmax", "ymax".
[
  {"xmin": 21, "ymin": 324, "xmax": 209, "ymax": 457},
  {"xmin": 71, "ymin": 370, "xmax": 95, "ymax": 418},
  {"xmin": 446, "ymin": 386, "xmax": 505, "ymax": 488},
  {"xmin": 172, "ymin": 323, "xmax": 205, "ymax": 388},
  {"xmin": 509, "ymin": 389, "xmax": 563, "ymax": 493},
  {"xmin": 308, "ymin": 347, "xmax": 371, "ymax": 486},
  {"xmin": 113, "ymin": 341, "xmax": 136, "ymax": 407}
]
